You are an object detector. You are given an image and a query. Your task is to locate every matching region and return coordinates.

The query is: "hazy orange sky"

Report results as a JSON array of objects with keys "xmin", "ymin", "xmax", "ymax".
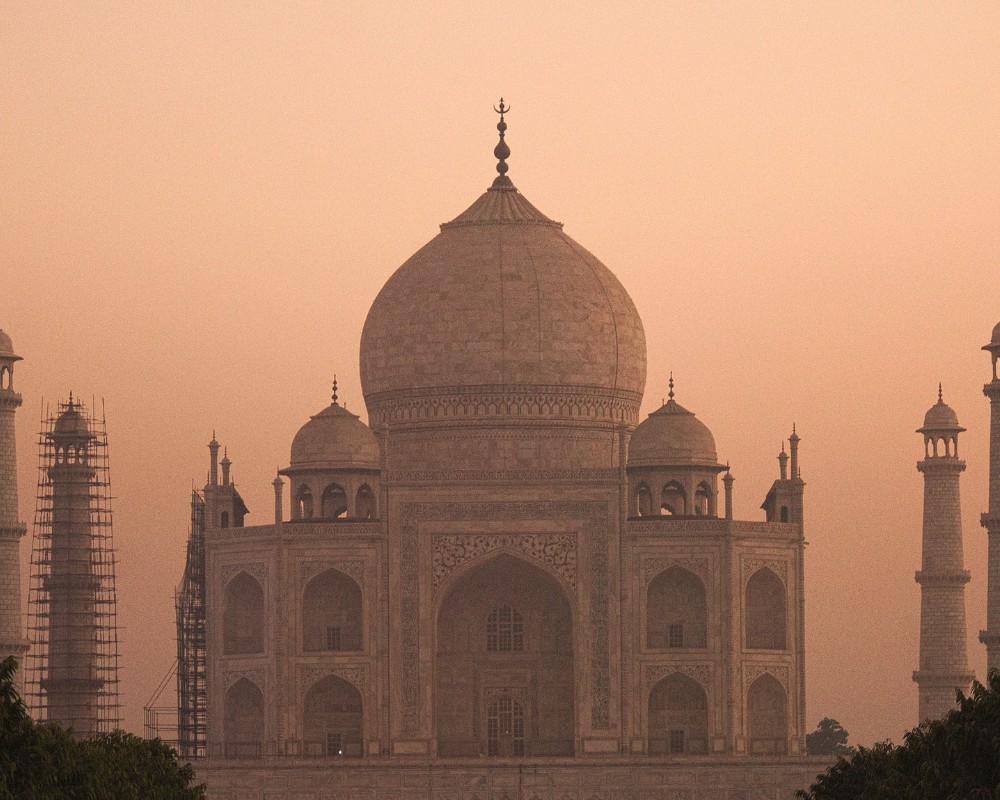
[{"xmin": 3, "ymin": 3, "xmax": 999, "ymax": 746}]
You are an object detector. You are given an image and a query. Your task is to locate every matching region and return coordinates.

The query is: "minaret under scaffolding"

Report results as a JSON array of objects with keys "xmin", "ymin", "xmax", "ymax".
[
  {"xmin": 0, "ymin": 330, "xmax": 30, "ymax": 677},
  {"xmin": 25, "ymin": 397, "xmax": 120, "ymax": 736}
]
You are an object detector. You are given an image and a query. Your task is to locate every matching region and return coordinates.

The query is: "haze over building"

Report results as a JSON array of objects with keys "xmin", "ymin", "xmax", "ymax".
[{"xmin": 177, "ymin": 108, "xmax": 827, "ymax": 798}]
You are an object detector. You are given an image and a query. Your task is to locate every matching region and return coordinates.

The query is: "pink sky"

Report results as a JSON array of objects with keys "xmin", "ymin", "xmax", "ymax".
[{"xmin": 3, "ymin": 2, "xmax": 999, "ymax": 745}]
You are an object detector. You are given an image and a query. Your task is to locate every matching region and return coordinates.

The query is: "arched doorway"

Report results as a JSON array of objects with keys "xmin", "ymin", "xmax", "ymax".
[
  {"xmin": 302, "ymin": 675, "xmax": 363, "ymax": 757},
  {"xmin": 435, "ymin": 554, "xmax": 574, "ymax": 758},
  {"xmin": 302, "ymin": 568, "xmax": 362, "ymax": 652},
  {"xmin": 745, "ymin": 568, "xmax": 787, "ymax": 650},
  {"xmin": 646, "ymin": 566, "xmax": 707, "ymax": 650},
  {"xmin": 648, "ymin": 673, "xmax": 709, "ymax": 754},
  {"xmin": 747, "ymin": 673, "xmax": 787, "ymax": 754},
  {"xmin": 223, "ymin": 678, "xmax": 264, "ymax": 758}
]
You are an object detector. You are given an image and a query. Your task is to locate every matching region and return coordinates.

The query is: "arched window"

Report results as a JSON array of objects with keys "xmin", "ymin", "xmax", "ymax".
[
  {"xmin": 224, "ymin": 678, "xmax": 264, "ymax": 758},
  {"xmin": 648, "ymin": 673, "xmax": 708, "ymax": 754},
  {"xmin": 780, "ymin": 506, "xmax": 789, "ymax": 523},
  {"xmin": 356, "ymin": 484, "xmax": 375, "ymax": 519},
  {"xmin": 302, "ymin": 676, "xmax": 363, "ymax": 757},
  {"xmin": 220, "ymin": 511, "xmax": 230, "ymax": 528},
  {"xmin": 661, "ymin": 482, "xmax": 686, "ymax": 515},
  {"xmin": 0, "ymin": 367, "xmax": 9, "ymax": 390},
  {"xmin": 223, "ymin": 572, "xmax": 264, "ymax": 654},
  {"xmin": 297, "ymin": 486, "xmax": 313, "ymax": 519},
  {"xmin": 747, "ymin": 674, "xmax": 787, "ymax": 754},
  {"xmin": 694, "ymin": 483, "xmax": 711, "ymax": 516},
  {"xmin": 646, "ymin": 566, "xmax": 707, "ymax": 649},
  {"xmin": 636, "ymin": 484, "xmax": 653, "ymax": 517},
  {"xmin": 486, "ymin": 605, "xmax": 524, "ymax": 652},
  {"xmin": 302, "ymin": 569, "xmax": 362, "ymax": 652},
  {"xmin": 487, "ymin": 694, "xmax": 525, "ymax": 757},
  {"xmin": 321, "ymin": 484, "xmax": 348, "ymax": 519},
  {"xmin": 745, "ymin": 568, "xmax": 786, "ymax": 650}
]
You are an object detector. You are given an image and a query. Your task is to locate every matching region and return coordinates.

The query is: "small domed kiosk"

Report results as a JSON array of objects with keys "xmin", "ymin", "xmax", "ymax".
[
  {"xmin": 280, "ymin": 379, "xmax": 380, "ymax": 520},
  {"xmin": 627, "ymin": 376, "xmax": 727, "ymax": 516}
]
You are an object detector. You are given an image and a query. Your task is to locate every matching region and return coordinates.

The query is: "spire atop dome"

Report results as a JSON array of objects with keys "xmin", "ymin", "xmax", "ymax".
[
  {"xmin": 332, "ymin": 375, "xmax": 339, "ymax": 406},
  {"xmin": 668, "ymin": 373, "xmax": 675, "ymax": 401},
  {"xmin": 938, "ymin": 382, "xmax": 943, "ymax": 403},
  {"xmin": 491, "ymin": 98, "xmax": 513, "ymax": 190}
]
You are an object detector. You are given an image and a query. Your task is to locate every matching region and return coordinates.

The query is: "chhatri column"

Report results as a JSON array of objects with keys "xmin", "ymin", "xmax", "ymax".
[
  {"xmin": 980, "ymin": 323, "xmax": 1000, "ymax": 672},
  {"xmin": 913, "ymin": 386, "xmax": 974, "ymax": 721},
  {"xmin": 0, "ymin": 330, "xmax": 29, "ymax": 674}
]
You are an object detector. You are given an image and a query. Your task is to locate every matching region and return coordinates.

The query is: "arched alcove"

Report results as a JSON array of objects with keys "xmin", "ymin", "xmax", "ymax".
[
  {"xmin": 435, "ymin": 554, "xmax": 574, "ymax": 758},
  {"xmin": 636, "ymin": 483, "xmax": 653, "ymax": 517},
  {"xmin": 302, "ymin": 569, "xmax": 362, "ymax": 652},
  {"xmin": 302, "ymin": 675, "xmax": 363, "ymax": 757},
  {"xmin": 321, "ymin": 483, "xmax": 348, "ymax": 518},
  {"xmin": 661, "ymin": 482, "xmax": 686, "ymax": 515},
  {"xmin": 224, "ymin": 678, "xmax": 264, "ymax": 758},
  {"xmin": 297, "ymin": 486, "xmax": 313, "ymax": 519},
  {"xmin": 646, "ymin": 566, "xmax": 707, "ymax": 649},
  {"xmin": 745, "ymin": 568, "xmax": 786, "ymax": 650},
  {"xmin": 223, "ymin": 572, "xmax": 264, "ymax": 654},
  {"xmin": 648, "ymin": 673, "xmax": 708, "ymax": 754},
  {"xmin": 356, "ymin": 484, "xmax": 375, "ymax": 519},
  {"xmin": 747, "ymin": 674, "xmax": 787, "ymax": 754},
  {"xmin": 694, "ymin": 482, "xmax": 711, "ymax": 516}
]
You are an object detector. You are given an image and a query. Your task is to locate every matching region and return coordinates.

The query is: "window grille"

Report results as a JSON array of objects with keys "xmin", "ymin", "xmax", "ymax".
[
  {"xmin": 487, "ymin": 695, "xmax": 525, "ymax": 756},
  {"xmin": 326, "ymin": 626, "xmax": 342, "ymax": 651},
  {"xmin": 327, "ymin": 732, "xmax": 342, "ymax": 756},
  {"xmin": 668, "ymin": 623, "xmax": 684, "ymax": 648},
  {"xmin": 669, "ymin": 729, "xmax": 685, "ymax": 754},
  {"xmin": 486, "ymin": 606, "xmax": 523, "ymax": 652}
]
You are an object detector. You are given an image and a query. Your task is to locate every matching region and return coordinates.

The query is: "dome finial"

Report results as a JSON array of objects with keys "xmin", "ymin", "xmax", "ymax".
[
  {"xmin": 668, "ymin": 372, "xmax": 675, "ymax": 402},
  {"xmin": 332, "ymin": 375, "xmax": 339, "ymax": 406},
  {"xmin": 491, "ymin": 98, "xmax": 513, "ymax": 189},
  {"xmin": 938, "ymin": 382, "xmax": 943, "ymax": 403}
]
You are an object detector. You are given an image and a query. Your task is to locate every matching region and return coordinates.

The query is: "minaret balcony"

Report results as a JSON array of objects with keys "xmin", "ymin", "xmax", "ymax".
[{"xmin": 914, "ymin": 570, "xmax": 971, "ymax": 586}]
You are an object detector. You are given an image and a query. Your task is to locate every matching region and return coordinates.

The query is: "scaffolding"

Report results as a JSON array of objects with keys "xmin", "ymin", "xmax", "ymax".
[
  {"xmin": 176, "ymin": 489, "xmax": 207, "ymax": 758},
  {"xmin": 143, "ymin": 660, "xmax": 179, "ymax": 747},
  {"xmin": 24, "ymin": 398, "xmax": 121, "ymax": 733}
]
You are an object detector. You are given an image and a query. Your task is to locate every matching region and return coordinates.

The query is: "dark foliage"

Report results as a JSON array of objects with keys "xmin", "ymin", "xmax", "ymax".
[
  {"xmin": 0, "ymin": 656, "xmax": 205, "ymax": 800},
  {"xmin": 805, "ymin": 717, "xmax": 853, "ymax": 756},
  {"xmin": 798, "ymin": 670, "xmax": 1000, "ymax": 799}
]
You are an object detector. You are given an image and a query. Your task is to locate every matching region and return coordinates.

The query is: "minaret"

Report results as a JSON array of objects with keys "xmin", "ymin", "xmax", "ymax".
[
  {"xmin": 913, "ymin": 386, "xmax": 974, "ymax": 721},
  {"xmin": 980, "ymin": 323, "xmax": 1000, "ymax": 672},
  {"xmin": 42, "ymin": 399, "xmax": 104, "ymax": 735},
  {"xmin": 0, "ymin": 330, "xmax": 29, "ymax": 672}
]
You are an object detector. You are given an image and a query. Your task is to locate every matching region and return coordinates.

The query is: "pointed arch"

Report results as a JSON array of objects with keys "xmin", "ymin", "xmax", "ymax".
[
  {"xmin": 646, "ymin": 566, "xmax": 707, "ymax": 649},
  {"xmin": 745, "ymin": 568, "xmax": 786, "ymax": 650},
  {"xmin": 747, "ymin": 674, "xmax": 787, "ymax": 754},
  {"xmin": 296, "ymin": 485, "xmax": 313, "ymax": 519},
  {"xmin": 302, "ymin": 568, "xmax": 362, "ymax": 652},
  {"xmin": 224, "ymin": 678, "xmax": 263, "ymax": 757},
  {"xmin": 648, "ymin": 673, "xmax": 708, "ymax": 754},
  {"xmin": 302, "ymin": 675, "xmax": 363, "ymax": 757},
  {"xmin": 694, "ymin": 482, "xmax": 712, "ymax": 516},
  {"xmin": 320, "ymin": 483, "xmax": 348, "ymax": 519},
  {"xmin": 435, "ymin": 553, "xmax": 574, "ymax": 758},
  {"xmin": 355, "ymin": 484, "xmax": 376, "ymax": 519},
  {"xmin": 635, "ymin": 483, "xmax": 653, "ymax": 517},
  {"xmin": 661, "ymin": 482, "xmax": 687, "ymax": 515},
  {"xmin": 223, "ymin": 572, "xmax": 264, "ymax": 654}
]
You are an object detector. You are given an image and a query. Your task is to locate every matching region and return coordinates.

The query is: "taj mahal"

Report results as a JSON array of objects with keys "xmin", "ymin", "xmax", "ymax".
[
  {"xmin": 3, "ymin": 105, "xmax": 998, "ymax": 800},
  {"xmin": 178, "ymin": 105, "xmax": 831, "ymax": 798}
]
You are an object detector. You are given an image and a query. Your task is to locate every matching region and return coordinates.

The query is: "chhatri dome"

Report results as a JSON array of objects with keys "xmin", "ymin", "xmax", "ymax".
[
  {"xmin": 628, "ymin": 375, "xmax": 722, "ymax": 468},
  {"xmin": 360, "ymin": 101, "xmax": 646, "ymax": 437},
  {"xmin": 919, "ymin": 384, "xmax": 964, "ymax": 433},
  {"xmin": 288, "ymin": 378, "xmax": 379, "ymax": 471}
]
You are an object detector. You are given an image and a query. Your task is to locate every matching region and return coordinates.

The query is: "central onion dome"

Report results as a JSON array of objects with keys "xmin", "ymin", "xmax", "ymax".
[{"xmin": 360, "ymin": 104, "xmax": 646, "ymax": 436}]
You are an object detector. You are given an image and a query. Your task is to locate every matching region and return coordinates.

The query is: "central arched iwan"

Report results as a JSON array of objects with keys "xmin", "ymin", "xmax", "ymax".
[{"xmin": 435, "ymin": 553, "xmax": 574, "ymax": 758}]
